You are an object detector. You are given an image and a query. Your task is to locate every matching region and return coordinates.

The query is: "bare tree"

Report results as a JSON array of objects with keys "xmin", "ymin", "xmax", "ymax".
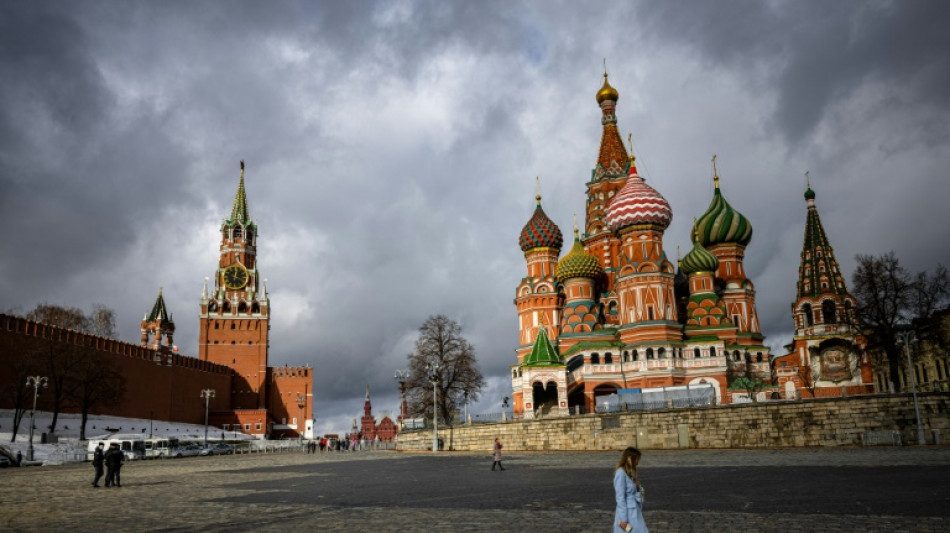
[
  {"xmin": 88, "ymin": 304, "xmax": 117, "ymax": 338},
  {"xmin": 797, "ymin": 363, "xmax": 818, "ymax": 399},
  {"xmin": 25, "ymin": 303, "xmax": 90, "ymax": 331},
  {"xmin": 21, "ymin": 303, "xmax": 119, "ymax": 434},
  {"xmin": 1, "ymin": 335, "xmax": 42, "ymax": 441},
  {"xmin": 405, "ymin": 315, "xmax": 485, "ymax": 426},
  {"xmin": 852, "ymin": 253, "xmax": 950, "ymax": 391},
  {"xmin": 68, "ymin": 351, "xmax": 126, "ymax": 440}
]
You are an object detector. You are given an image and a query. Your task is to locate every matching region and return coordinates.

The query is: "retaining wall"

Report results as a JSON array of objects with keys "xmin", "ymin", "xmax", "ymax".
[{"xmin": 396, "ymin": 393, "xmax": 950, "ymax": 451}]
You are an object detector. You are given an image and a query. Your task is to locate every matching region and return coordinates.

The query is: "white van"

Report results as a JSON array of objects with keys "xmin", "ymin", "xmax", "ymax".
[
  {"xmin": 86, "ymin": 435, "xmax": 146, "ymax": 461},
  {"xmin": 144, "ymin": 438, "xmax": 178, "ymax": 458}
]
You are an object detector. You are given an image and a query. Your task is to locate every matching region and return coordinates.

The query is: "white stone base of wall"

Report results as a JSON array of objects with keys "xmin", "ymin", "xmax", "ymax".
[{"xmin": 396, "ymin": 393, "xmax": 949, "ymax": 451}]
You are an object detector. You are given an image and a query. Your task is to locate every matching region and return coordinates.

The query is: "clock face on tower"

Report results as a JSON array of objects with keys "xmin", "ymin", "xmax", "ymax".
[{"xmin": 223, "ymin": 264, "xmax": 249, "ymax": 290}]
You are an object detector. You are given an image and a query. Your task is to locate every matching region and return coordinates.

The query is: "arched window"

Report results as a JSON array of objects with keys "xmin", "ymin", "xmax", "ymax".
[
  {"xmin": 234, "ymin": 225, "xmax": 243, "ymax": 239},
  {"xmin": 694, "ymin": 347, "xmax": 701, "ymax": 359},
  {"xmin": 623, "ymin": 351, "xmax": 629, "ymax": 362},
  {"xmin": 822, "ymin": 300, "xmax": 836, "ymax": 324},
  {"xmin": 608, "ymin": 301, "xmax": 618, "ymax": 315},
  {"xmin": 632, "ymin": 350, "xmax": 639, "ymax": 361},
  {"xmin": 238, "ymin": 302, "xmax": 248, "ymax": 313},
  {"xmin": 591, "ymin": 353, "xmax": 600, "ymax": 364},
  {"xmin": 604, "ymin": 353, "xmax": 613, "ymax": 364},
  {"xmin": 757, "ymin": 352, "xmax": 763, "ymax": 362},
  {"xmin": 733, "ymin": 350, "xmax": 740, "ymax": 361},
  {"xmin": 646, "ymin": 348, "xmax": 654, "ymax": 360},
  {"xmin": 710, "ymin": 346, "xmax": 716, "ymax": 358},
  {"xmin": 802, "ymin": 303, "xmax": 814, "ymax": 326},
  {"xmin": 658, "ymin": 348, "xmax": 666, "ymax": 359}
]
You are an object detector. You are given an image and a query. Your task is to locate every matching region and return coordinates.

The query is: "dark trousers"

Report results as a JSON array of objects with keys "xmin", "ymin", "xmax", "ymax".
[
  {"xmin": 92, "ymin": 464, "xmax": 103, "ymax": 486},
  {"xmin": 105, "ymin": 466, "xmax": 121, "ymax": 486},
  {"xmin": 492, "ymin": 460, "xmax": 504, "ymax": 470}
]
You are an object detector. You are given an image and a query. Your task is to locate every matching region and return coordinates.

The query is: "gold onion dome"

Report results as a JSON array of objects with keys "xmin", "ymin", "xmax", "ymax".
[
  {"xmin": 596, "ymin": 73, "xmax": 619, "ymax": 104},
  {"xmin": 680, "ymin": 229, "xmax": 719, "ymax": 275},
  {"xmin": 556, "ymin": 229, "xmax": 603, "ymax": 281},
  {"xmin": 519, "ymin": 195, "xmax": 563, "ymax": 252},
  {"xmin": 694, "ymin": 164, "xmax": 752, "ymax": 247}
]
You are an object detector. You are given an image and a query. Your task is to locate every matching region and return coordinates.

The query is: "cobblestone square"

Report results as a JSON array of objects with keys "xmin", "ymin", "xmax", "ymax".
[{"xmin": 1, "ymin": 447, "xmax": 948, "ymax": 532}]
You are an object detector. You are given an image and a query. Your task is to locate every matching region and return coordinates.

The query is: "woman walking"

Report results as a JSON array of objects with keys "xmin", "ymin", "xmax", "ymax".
[
  {"xmin": 612, "ymin": 447, "xmax": 647, "ymax": 532},
  {"xmin": 491, "ymin": 437, "xmax": 505, "ymax": 471}
]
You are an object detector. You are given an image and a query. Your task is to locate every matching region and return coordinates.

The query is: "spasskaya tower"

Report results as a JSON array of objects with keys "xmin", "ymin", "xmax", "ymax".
[{"xmin": 198, "ymin": 160, "xmax": 270, "ymax": 410}]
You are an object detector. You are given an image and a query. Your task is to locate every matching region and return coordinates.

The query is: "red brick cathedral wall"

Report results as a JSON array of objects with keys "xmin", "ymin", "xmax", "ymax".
[{"xmin": 0, "ymin": 315, "xmax": 232, "ymax": 425}]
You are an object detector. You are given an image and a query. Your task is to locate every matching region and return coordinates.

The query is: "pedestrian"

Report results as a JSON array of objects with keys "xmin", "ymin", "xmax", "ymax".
[
  {"xmin": 91, "ymin": 443, "xmax": 105, "ymax": 487},
  {"xmin": 612, "ymin": 446, "xmax": 648, "ymax": 533},
  {"xmin": 491, "ymin": 437, "xmax": 504, "ymax": 471},
  {"xmin": 15, "ymin": 450, "xmax": 22, "ymax": 466},
  {"xmin": 104, "ymin": 443, "xmax": 124, "ymax": 487}
]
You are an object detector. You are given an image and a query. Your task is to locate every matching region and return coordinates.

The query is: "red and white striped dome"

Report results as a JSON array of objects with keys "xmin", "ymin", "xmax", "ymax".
[{"xmin": 604, "ymin": 166, "xmax": 673, "ymax": 232}]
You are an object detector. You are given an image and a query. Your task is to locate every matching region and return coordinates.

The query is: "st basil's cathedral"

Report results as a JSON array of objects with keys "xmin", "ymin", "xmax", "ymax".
[{"xmin": 511, "ymin": 73, "xmax": 873, "ymax": 418}]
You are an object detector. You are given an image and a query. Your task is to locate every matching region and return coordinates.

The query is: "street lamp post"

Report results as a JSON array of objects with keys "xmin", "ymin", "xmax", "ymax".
[
  {"xmin": 25, "ymin": 376, "xmax": 47, "ymax": 462},
  {"xmin": 200, "ymin": 389, "xmax": 216, "ymax": 446},
  {"xmin": 425, "ymin": 361, "xmax": 442, "ymax": 452},
  {"xmin": 896, "ymin": 330, "xmax": 927, "ymax": 445},
  {"xmin": 393, "ymin": 369, "xmax": 409, "ymax": 428},
  {"xmin": 296, "ymin": 394, "xmax": 306, "ymax": 442}
]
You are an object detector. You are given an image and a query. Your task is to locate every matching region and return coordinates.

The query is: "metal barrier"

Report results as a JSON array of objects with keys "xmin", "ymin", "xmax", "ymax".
[{"xmin": 862, "ymin": 430, "xmax": 902, "ymax": 446}]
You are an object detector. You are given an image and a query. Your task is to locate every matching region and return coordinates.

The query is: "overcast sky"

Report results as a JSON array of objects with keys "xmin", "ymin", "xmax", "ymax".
[{"xmin": 2, "ymin": 1, "xmax": 949, "ymax": 436}]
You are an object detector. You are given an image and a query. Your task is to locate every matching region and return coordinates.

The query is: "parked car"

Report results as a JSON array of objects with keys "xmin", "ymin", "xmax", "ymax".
[
  {"xmin": 203, "ymin": 443, "xmax": 234, "ymax": 456},
  {"xmin": 0, "ymin": 455, "xmax": 11, "ymax": 467},
  {"xmin": 173, "ymin": 445, "xmax": 203, "ymax": 458}
]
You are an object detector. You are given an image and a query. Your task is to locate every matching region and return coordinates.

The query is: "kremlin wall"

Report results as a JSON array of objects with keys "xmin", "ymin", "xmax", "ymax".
[{"xmin": 0, "ymin": 313, "xmax": 232, "ymax": 424}]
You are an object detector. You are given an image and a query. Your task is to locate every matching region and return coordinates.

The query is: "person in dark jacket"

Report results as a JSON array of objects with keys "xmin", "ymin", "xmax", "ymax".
[
  {"xmin": 91, "ymin": 443, "xmax": 105, "ymax": 487},
  {"xmin": 104, "ymin": 443, "xmax": 124, "ymax": 487}
]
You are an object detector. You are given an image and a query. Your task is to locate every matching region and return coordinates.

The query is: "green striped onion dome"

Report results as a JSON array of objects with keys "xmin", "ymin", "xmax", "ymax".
[
  {"xmin": 680, "ymin": 238, "xmax": 719, "ymax": 275},
  {"xmin": 556, "ymin": 238, "xmax": 603, "ymax": 281},
  {"xmin": 695, "ymin": 187, "xmax": 752, "ymax": 247},
  {"xmin": 519, "ymin": 200, "xmax": 563, "ymax": 252}
]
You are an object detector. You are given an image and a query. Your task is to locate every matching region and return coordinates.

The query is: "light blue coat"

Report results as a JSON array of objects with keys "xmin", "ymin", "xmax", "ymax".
[{"xmin": 612, "ymin": 468, "xmax": 648, "ymax": 533}]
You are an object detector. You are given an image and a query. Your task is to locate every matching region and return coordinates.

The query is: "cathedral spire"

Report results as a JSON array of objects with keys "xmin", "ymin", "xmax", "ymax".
[
  {"xmin": 797, "ymin": 177, "xmax": 849, "ymax": 299},
  {"xmin": 594, "ymin": 65, "xmax": 629, "ymax": 179},
  {"xmin": 230, "ymin": 160, "xmax": 250, "ymax": 225}
]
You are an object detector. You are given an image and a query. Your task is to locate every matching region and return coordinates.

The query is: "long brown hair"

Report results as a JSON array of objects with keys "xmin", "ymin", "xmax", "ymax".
[{"xmin": 615, "ymin": 446, "xmax": 641, "ymax": 482}]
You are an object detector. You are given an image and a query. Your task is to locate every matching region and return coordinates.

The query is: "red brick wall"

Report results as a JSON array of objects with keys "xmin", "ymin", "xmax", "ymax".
[
  {"xmin": 0, "ymin": 314, "xmax": 232, "ymax": 426},
  {"xmin": 267, "ymin": 367, "xmax": 312, "ymax": 437}
]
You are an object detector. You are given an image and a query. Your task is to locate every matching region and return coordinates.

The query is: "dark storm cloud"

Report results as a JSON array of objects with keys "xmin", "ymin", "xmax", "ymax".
[{"xmin": 643, "ymin": 0, "xmax": 950, "ymax": 143}]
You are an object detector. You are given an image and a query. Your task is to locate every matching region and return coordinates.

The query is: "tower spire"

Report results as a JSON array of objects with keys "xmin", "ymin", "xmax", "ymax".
[
  {"xmin": 535, "ymin": 176, "xmax": 542, "ymax": 206},
  {"xmin": 797, "ymin": 179, "xmax": 848, "ymax": 299},
  {"xmin": 230, "ymin": 159, "xmax": 250, "ymax": 224},
  {"xmin": 594, "ymin": 65, "xmax": 628, "ymax": 179},
  {"xmin": 712, "ymin": 154, "xmax": 719, "ymax": 189}
]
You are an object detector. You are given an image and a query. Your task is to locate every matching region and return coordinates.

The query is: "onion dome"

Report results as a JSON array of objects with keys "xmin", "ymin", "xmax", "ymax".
[
  {"xmin": 519, "ymin": 193, "xmax": 563, "ymax": 252},
  {"xmin": 596, "ymin": 72, "xmax": 619, "ymax": 104},
  {"xmin": 604, "ymin": 158, "xmax": 673, "ymax": 232},
  {"xmin": 694, "ymin": 161, "xmax": 752, "ymax": 247},
  {"xmin": 804, "ymin": 187, "xmax": 816, "ymax": 200},
  {"xmin": 680, "ymin": 228, "xmax": 719, "ymax": 275},
  {"xmin": 556, "ymin": 225, "xmax": 603, "ymax": 281}
]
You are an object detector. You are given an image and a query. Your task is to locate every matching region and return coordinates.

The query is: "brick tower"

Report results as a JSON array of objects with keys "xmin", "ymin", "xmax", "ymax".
[
  {"xmin": 199, "ymin": 160, "xmax": 271, "ymax": 410},
  {"xmin": 773, "ymin": 178, "xmax": 872, "ymax": 398},
  {"xmin": 141, "ymin": 287, "xmax": 176, "ymax": 355}
]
